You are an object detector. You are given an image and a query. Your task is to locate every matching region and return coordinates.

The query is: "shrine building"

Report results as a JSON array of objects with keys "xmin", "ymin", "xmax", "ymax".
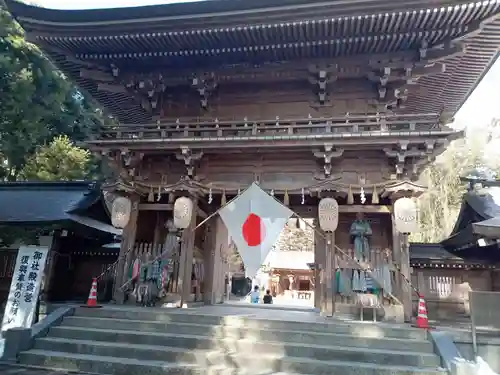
[{"xmin": 6, "ymin": 0, "xmax": 500, "ymax": 321}]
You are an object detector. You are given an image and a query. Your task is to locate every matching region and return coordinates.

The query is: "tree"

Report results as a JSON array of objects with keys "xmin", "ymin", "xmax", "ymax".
[
  {"xmin": 0, "ymin": 3, "xmax": 108, "ymax": 181},
  {"xmin": 411, "ymin": 119, "xmax": 500, "ymax": 243},
  {"xmin": 20, "ymin": 135, "xmax": 93, "ymax": 181},
  {"xmin": 276, "ymin": 218, "xmax": 314, "ymax": 252}
]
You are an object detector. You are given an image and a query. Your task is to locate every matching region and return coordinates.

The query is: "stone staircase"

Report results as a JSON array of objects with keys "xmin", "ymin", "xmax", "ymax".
[{"xmin": 19, "ymin": 306, "xmax": 446, "ymax": 375}]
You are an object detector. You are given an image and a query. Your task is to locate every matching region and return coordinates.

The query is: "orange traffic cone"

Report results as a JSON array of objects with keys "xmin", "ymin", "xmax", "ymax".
[
  {"xmin": 416, "ymin": 294, "xmax": 429, "ymax": 329},
  {"xmin": 82, "ymin": 278, "xmax": 102, "ymax": 308}
]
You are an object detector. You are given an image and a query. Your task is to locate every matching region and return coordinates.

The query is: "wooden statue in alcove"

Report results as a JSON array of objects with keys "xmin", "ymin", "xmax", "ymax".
[{"xmin": 349, "ymin": 212, "xmax": 372, "ymax": 261}]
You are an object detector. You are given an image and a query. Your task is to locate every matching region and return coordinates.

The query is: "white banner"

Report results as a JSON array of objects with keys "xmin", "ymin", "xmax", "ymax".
[
  {"xmin": 1, "ymin": 246, "xmax": 49, "ymax": 332},
  {"xmin": 218, "ymin": 183, "xmax": 293, "ymax": 278}
]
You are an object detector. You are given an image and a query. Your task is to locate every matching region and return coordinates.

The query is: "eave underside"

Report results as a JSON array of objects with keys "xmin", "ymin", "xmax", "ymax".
[{"xmin": 6, "ymin": 1, "xmax": 500, "ymax": 125}]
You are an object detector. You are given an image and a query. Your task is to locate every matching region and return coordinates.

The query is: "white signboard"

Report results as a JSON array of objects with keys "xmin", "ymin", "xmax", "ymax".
[{"xmin": 1, "ymin": 246, "xmax": 48, "ymax": 332}]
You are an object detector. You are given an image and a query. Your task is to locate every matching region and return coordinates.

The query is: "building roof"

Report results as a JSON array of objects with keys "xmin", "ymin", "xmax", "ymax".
[
  {"xmin": 410, "ymin": 242, "xmax": 496, "ymax": 268},
  {"xmin": 410, "ymin": 242, "xmax": 464, "ymax": 262},
  {"xmin": 0, "ymin": 181, "xmax": 119, "ymax": 235},
  {"xmin": 5, "ymin": 0, "xmax": 500, "ymax": 124},
  {"xmin": 442, "ymin": 186, "xmax": 500, "ymax": 250},
  {"xmin": 267, "ymin": 251, "xmax": 314, "ymax": 271},
  {"xmin": 265, "ymin": 245, "xmax": 492, "ymax": 271}
]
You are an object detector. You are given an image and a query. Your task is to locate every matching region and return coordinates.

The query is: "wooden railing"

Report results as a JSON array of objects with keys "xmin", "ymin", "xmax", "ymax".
[
  {"xmin": 95, "ymin": 113, "xmax": 443, "ymax": 140},
  {"xmin": 333, "ymin": 246, "xmax": 405, "ymax": 307}
]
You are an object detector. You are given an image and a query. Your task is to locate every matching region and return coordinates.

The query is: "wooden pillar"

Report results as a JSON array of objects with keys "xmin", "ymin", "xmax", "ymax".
[
  {"xmin": 212, "ymin": 217, "xmax": 228, "ymax": 304},
  {"xmin": 177, "ymin": 198, "xmax": 198, "ymax": 308},
  {"xmin": 391, "ymin": 211, "xmax": 402, "ymax": 301},
  {"xmin": 314, "ymin": 222, "xmax": 325, "ymax": 309},
  {"xmin": 391, "ymin": 199, "xmax": 412, "ymax": 322},
  {"xmin": 113, "ymin": 194, "xmax": 139, "ymax": 304},
  {"xmin": 203, "ymin": 219, "xmax": 215, "ymax": 304},
  {"xmin": 152, "ymin": 212, "xmax": 164, "ymax": 256},
  {"xmin": 400, "ymin": 233, "xmax": 412, "ymax": 322},
  {"xmin": 325, "ymin": 231, "xmax": 336, "ymax": 317},
  {"xmin": 40, "ymin": 233, "xmax": 57, "ymax": 301}
]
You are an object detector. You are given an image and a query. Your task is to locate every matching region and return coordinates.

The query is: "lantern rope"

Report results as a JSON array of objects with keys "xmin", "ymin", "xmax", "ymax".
[{"xmin": 116, "ymin": 177, "xmax": 415, "ymax": 200}]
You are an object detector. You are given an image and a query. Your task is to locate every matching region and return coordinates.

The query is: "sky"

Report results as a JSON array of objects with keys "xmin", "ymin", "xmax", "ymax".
[{"xmin": 31, "ymin": 0, "xmax": 500, "ymax": 130}]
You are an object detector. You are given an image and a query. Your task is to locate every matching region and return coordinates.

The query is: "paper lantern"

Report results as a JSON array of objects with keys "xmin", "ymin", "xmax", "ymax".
[
  {"xmin": 111, "ymin": 196, "xmax": 132, "ymax": 229},
  {"xmin": 173, "ymin": 196, "xmax": 194, "ymax": 229},
  {"xmin": 394, "ymin": 197, "xmax": 418, "ymax": 233},
  {"xmin": 318, "ymin": 197, "xmax": 339, "ymax": 232}
]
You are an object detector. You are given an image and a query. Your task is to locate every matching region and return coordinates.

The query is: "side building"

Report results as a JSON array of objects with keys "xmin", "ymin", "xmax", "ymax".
[
  {"xmin": 410, "ymin": 181, "xmax": 500, "ymax": 322},
  {"xmin": 0, "ymin": 181, "xmax": 120, "ymax": 313}
]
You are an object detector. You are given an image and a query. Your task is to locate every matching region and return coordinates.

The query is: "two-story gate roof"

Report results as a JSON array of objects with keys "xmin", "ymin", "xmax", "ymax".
[{"xmin": 6, "ymin": 0, "xmax": 500, "ymax": 124}]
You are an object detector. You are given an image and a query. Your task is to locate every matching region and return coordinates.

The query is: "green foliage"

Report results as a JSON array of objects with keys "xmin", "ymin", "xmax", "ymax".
[
  {"xmin": 20, "ymin": 135, "xmax": 93, "ymax": 180},
  {"xmin": 411, "ymin": 120, "xmax": 500, "ymax": 243},
  {"xmin": 0, "ymin": 4, "xmax": 106, "ymax": 181}
]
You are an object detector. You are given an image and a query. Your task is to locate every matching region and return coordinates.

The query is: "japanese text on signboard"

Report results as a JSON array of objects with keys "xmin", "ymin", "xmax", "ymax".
[{"xmin": 2, "ymin": 246, "xmax": 48, "ymax": 331}]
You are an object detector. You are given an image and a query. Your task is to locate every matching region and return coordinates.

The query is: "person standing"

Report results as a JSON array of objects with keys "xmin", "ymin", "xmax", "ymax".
[{"xmin": 250, "ymin": 285, "xmax": 260, "ymax": 303}]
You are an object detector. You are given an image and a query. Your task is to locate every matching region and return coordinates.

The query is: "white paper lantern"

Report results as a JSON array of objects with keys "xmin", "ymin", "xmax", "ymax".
[
  {"xmin": 394, "ymin": 197, "xmax": 418, "ymax": 233},
  {"xmin": 318, "ymin": 197, "xmax": 339, "ymax": 232},
  {"xmin": 173, "ymin": 196, "xmax": 194, "ymax": 229},
  {"xmin": 111, "ymin": 196, "xmax": 132, "ymax": 229}
]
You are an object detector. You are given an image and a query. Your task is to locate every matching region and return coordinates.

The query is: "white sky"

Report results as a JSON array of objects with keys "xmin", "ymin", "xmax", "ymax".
[{"xmin": 31, "ymin": 0, "xmax": 500, "ymax": 129}]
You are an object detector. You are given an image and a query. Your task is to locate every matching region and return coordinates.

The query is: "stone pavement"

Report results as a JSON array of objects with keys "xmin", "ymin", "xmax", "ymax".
[{"xmin": 0, "ymin": 364, "xmax": 82, "ymax": 374}]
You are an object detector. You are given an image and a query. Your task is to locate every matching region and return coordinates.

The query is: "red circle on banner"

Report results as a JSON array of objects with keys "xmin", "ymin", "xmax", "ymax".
[{"xmin": 242, "ymin": 213, "xmax": 266, "ymax": 246}]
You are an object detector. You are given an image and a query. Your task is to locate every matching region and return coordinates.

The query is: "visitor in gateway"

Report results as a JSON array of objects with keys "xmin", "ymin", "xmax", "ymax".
[
  {"xmin": 250, "ymin": 285, "xmax": 260, "ymax": 303},
  {"xmin": 263, "ymin": 289, "xmax": 273, "ymax": 304}
]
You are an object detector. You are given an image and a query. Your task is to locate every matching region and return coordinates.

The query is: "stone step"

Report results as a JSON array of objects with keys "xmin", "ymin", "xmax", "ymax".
[
  {"xmin": 34, "ymin": 336, "xmax": 440, "ymax": 367},
  {"xmin": 49, "ymin": 325, "xmax": 434, "ymax": 353},
  {"xmin": 19, "ymin": 350, "xmax": 197, "ymax": 375},
  {"xmin": 19, "ymin": 349, "xmax": 447, "ymax": 375},
  {"xmin": 71, "ymin": 309, "xmax": 427, "ymax": 340}
]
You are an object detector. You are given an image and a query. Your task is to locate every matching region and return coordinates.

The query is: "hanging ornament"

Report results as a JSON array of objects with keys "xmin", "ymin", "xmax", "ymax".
[
  {"xmin": 372, "ymin": 185, "xmax": 379, "ymax": 204},
  {"xmin": 270, "ymin": 189, "xmax": 274, "ymax": 197},
  {"xmin": 157, "ymin": 185, "xmax": 162, "ymax": 201},
  {"xmin": 301, "ymin": 188, "xmax": 305, "ymax": 205},
  {"xmin": 347, "ymin": 185, "xmax": 354, "ymax": 205},
  {"xmin": 221, "ymin": 190, "xmax": 227, "ymax": 206},
  {"xmin": 168, "ymin": 192, "xmax": 175, "ymax": 204},
  {"xmin": 360, "ymin": 186, "xmax": 366, "ymax": 204},
  {"xmin": 283, "ymin": 189, "xmax": 290, "ymax": 206},
  {"xmin": 208, "ymin": 188, "xmax": 213, "ymax": 204},
  {"xmin": 237, "ymin": 188, "xmax": 241, "ymax": 195},
  {"xmin": 147, "ymin": 187, "xmax": 154, "ymax": 202}
]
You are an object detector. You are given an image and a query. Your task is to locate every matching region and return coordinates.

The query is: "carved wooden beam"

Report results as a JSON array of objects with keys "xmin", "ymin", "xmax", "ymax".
[
  {"xmin": 101, "ymin": 149, "xmax": 144, "ymax": 181},
  {"xmin": 191, "ymin": 73, "xmax": 217, "ymax": 109},
  {"xmin": 308, "ymin": 64, "xmax": 338, "ymax": 106},
  {"xmin": 312, "ymin": 144, "xmax": 344, "ymax": 179},
  {"xmin": 381, "ymin": 180, "xmax": 427, "ymax": 199},
  {"xmin": 175, "ymin": 146, "xmax": 204, "ymax": 177},
  {"xmin": 367, "ymin": 63, "xmax": 446, "ymax": 85}
]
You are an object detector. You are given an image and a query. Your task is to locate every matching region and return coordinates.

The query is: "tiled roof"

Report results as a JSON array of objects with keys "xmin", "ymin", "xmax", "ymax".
[
  {"xmin": 409, "ymin": 243, "xmax": 463, "ymax": 261},
  {"xmin": 6, "ymin": 0, "xmax": 500, "ymax": 124},
  {"xmin": 466, "ymin": 187, "xmax": 500, "ymax": 220},
  {"xmin": 0, "ymin": 181, "xmax": 100, "ymax": 224}
]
